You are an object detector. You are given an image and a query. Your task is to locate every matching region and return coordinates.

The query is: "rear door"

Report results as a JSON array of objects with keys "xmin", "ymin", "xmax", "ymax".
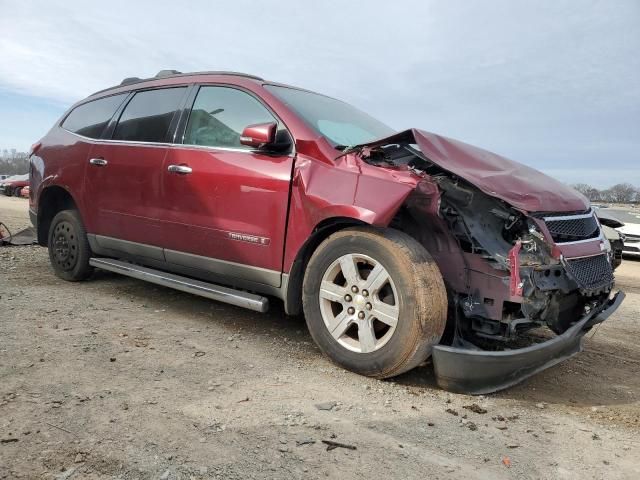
[
  {"xmin": 84, "ymin": 86, "xmax": 188, "ymax": 257},
  {"xmin": 160, "ymin": 85, "xmax": 294, "ymax": 287}
]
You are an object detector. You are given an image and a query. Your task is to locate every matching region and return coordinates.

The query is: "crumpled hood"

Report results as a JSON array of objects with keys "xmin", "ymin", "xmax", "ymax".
[{"xmin": 356, "ymin": 128, "xmax": 589, "ymax": 213}]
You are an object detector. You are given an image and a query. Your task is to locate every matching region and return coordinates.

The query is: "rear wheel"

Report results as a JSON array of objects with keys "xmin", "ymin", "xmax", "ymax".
[
  {"xmin": 47, "ymin": 209, "xmax": 93, "ymax": 281},
  {"xmin": 13, "ymin": 187, "xmax": 22, "ymax": 197},
  {"xmin": 303, "ymin": 227, "xmax": 448, "ymax": 378}
]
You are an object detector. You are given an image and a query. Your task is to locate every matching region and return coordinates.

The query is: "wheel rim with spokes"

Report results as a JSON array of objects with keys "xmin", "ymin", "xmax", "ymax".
[
  {"xmin": 318, "ymin": 253, "xmax": 399, "ymax": 353},
  {"xmin": 52, "ymin": 220, "xmax": 79, "ymax": 271}
]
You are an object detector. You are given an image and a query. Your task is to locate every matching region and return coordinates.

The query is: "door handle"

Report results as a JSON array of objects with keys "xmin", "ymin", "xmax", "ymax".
[
  {"xmin": 168, "ymin": 164, "xmax": 192, "ymax": 175},
  {"xmin": 89, "ymin": 158, "xmax": 108, "ymax": 166}
]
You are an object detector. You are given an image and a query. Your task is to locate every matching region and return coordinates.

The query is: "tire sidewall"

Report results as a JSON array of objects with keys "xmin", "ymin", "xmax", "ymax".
[
  {"xmin": 303, "ymin": 230, "xmax": 435, "ymax": 377},
  {"xmin": 47, "ymin": 210, "xmax": 92, "ymax": 281}
]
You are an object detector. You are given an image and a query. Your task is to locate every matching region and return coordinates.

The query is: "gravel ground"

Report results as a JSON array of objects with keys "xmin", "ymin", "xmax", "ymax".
[{"xmin": 1, "ymin": 195, "xmax": 639, "ymax": 479}]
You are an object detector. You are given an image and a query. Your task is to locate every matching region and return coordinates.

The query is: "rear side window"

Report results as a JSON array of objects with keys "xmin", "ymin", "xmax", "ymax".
[
  {"xmin": 61, "ymin": 94, "xmax": 127, "ymax": 139},
  {"xmin": 113, "ymin": 87, "xmax": 187, "ymax": 143},
  {"xmin": 183, "ymin": 86, "xmax": 276, "ymax": 149}
]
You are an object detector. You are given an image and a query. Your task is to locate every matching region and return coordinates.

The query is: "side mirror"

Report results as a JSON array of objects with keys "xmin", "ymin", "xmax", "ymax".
[{"xmin": 240, "ymin": 122, "xmax": 277, "ymax": 149}]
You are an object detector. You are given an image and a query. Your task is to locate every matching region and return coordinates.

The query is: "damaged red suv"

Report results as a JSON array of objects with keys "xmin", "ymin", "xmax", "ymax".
[{"xmin": 30, "ymin": 70, "xmax": 623, "ymax": 393}]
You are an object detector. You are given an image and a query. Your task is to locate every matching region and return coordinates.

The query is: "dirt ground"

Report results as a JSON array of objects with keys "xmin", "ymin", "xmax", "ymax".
[{"xmin": 1, "ymin": 195, "xmax": 639, "ymax": 480}]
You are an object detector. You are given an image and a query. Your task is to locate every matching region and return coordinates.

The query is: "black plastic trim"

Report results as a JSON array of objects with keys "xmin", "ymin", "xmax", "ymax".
[{"xmin": 432, "ymin": 291, "xmax": 625, "ymax": 395}]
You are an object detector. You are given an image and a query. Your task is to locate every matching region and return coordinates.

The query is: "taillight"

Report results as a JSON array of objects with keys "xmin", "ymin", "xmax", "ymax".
[{"xmin": 30, "ymin": 142, "xmax": 42, "ymax": 156}]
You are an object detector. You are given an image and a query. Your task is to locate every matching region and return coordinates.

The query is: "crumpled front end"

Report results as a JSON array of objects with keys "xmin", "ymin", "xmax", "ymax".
[{"xmin": 353, "ymin": 130, "xmax": 623, "ymax": 393}]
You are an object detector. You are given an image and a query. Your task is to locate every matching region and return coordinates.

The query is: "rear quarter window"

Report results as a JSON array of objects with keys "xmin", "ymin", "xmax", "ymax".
[
  {"xmin": 113, "ymin": 87, "xmax": 187, "ymax": 143},
  {"xmin": 61, "ymin": 93, "xmax": 128, "ymax": 138}
]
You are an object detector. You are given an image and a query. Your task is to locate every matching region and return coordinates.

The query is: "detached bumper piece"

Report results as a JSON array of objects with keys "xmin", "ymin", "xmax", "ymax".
[{"xmin": 432, "ymin": 291, "xmax": 625, "ymax": 395}]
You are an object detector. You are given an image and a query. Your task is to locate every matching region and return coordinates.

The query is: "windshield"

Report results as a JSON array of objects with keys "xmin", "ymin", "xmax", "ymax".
[{"xmin": 264, "ymin": 85, "xmax": 395, "ymax": 148}]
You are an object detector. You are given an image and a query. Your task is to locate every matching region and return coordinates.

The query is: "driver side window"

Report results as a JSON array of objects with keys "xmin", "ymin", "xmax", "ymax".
[{"xmin": 183, "ymin": 86, "xmax": 276, "ymax": 149}]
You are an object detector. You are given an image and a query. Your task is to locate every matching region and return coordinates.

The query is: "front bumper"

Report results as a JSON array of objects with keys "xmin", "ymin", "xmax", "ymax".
[{"xmin": 432, "ymin": 291, "xmax": 625, "ymax": 395}]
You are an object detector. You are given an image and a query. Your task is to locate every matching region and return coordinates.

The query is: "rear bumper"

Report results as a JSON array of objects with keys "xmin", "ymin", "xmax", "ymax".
[{"xmin": 432, "ymin": 291, "xmax": 625, "ymax": 395}]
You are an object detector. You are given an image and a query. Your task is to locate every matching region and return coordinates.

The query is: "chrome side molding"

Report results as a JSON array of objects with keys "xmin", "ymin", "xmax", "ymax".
[{"xmin": 89, "ymin": 258, "xmax": 269, "ymax": 312}]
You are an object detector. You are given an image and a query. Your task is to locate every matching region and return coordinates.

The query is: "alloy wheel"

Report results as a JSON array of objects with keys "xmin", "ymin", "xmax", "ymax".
[{"xmin": 318, "ymin": 253, "xmax": 399, "ymax": 353}]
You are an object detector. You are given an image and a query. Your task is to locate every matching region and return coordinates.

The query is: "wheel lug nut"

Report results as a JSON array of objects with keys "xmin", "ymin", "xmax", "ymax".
[
  {"xmin": 358, "ymin": 311, "xmax": 365, "ymax": 319},
  {"xmin": 366, "ymin": 303, "xmax": 372, "ymax": 310},
  {"xmin": 347, "ymin": 307, "xmax": 356, "ymax": 315},
  {"xmin": 344, "ymin": 294, "xmax": 352, "ymax": 302},
  {"xmin": 351, "ymin": 285, "xmax": 359, "ymax": 293},
  {"xmin": 362, "ymin": 289, "xmax": 369, "ymax": 297}
]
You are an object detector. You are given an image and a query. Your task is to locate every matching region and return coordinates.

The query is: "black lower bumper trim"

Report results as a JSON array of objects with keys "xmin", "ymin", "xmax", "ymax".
[{"xmin": 432, "ymin": 291, "xmax": 625, "ymax": 395}]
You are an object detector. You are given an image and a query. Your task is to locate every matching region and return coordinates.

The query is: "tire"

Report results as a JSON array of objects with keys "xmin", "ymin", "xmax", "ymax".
[
  {"xmin": 13, "ymin": 187, "xmax": 22, "ymax": 197},
  {"xmin": 302, "ymin": 226, "xmax": 448, "ymax": 379},
  {"xmin": 47, "ymin": 209, "xmax": 93, "ymax": 281}
]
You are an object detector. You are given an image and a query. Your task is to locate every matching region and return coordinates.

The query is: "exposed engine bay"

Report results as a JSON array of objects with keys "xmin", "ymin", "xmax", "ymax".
[{"xmin": 357, "ymin": 141, "xmax": 616, "ymax": 349}]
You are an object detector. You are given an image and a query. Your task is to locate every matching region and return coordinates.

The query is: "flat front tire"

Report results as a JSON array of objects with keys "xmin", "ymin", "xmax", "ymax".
[
  {"xmin": 47, "ymin": 209, "xmax": 93, "ymax": 281},
  {"xmin": 303, "ymin": 227, "xmax": 448, "ymax": 379}
]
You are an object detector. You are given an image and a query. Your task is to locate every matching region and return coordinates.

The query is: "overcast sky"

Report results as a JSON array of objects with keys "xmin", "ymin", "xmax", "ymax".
[{"xmin": 0, "ymin": 0, "xmax": 638, "ymax": 187}]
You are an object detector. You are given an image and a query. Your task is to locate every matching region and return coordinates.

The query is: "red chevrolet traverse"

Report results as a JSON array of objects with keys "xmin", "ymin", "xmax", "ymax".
[{"xmin": 29, "ymin": 70, "xmax": 623, "ymax": 393}]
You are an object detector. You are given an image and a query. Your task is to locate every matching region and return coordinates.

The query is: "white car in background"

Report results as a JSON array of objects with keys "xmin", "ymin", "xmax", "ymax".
[
  {"xmin": 620, "ymin": 224, "xmax": 640, "ymax": 258},
  {"xmin": 611, "ymin": 209, "xmax": 640, "ymax": 258}
]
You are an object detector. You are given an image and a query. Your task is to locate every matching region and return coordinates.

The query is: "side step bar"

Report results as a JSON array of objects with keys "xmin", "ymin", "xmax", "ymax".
[{"xmin": 89, "ymin": 258, "xmax": 269, "ymax": 312}]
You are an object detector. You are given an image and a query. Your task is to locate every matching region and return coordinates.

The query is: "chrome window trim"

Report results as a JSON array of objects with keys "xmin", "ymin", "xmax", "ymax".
[{"xmin": 61, "ymin": 128, "xmax": 295, "ymax": 157}]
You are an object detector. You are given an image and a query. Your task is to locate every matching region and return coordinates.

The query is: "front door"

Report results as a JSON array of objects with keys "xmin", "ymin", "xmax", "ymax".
[
  {"xmin": 84, "ymin": 86, "xmax": 188, "ymax": 257},
  {"xmin": 159, "ymin": 85, "xmax": 294, "ymax": 287}
]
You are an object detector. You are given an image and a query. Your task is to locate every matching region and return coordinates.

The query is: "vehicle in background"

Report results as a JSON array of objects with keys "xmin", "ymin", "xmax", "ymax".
[
  {"xmin": 29, "ymin": 70, "xmax": 623, "ymax": 394},
  {"xmin": 620, "ymin": 226, "xmax": 640, "ymax": 258},
  {"xmin": 601, "ymin": 226, "xmax": 624, "ymax": 269},
  {"xmin": 595, "ymin": 209, "xmax": 625, "ymax": 269},
  {"xmin": 0, "ymin": 174, "xmax": 13, "ymax": 181},
  {"xmin": 597, "ymin": 208, "xmax": 640, "ymax": 259},
  {"xmin": 0, "ymin": 173, "xmax": 29, "ymax": 196}
]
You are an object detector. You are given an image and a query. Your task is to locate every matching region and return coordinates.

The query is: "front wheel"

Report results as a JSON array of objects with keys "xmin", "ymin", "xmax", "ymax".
[
  {"xmin": 47, "ymin": 209, "xmax": 93, "ymax": 281},
  {"xmin": 302, "ymin": 227, "xmax": 448, "ymax": 379}
]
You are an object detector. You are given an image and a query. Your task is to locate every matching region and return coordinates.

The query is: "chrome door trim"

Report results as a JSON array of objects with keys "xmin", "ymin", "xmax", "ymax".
[
  {"xmin": 92, "ymin": 235, "xmax": 165, "ymax": 262},
  {"xmin": 87, "ymin": 234, "xmax": 282, "ymax": 288},
  {"xmin": 164, "ymin": 248, "xmax": 281, "ymax": 287}
]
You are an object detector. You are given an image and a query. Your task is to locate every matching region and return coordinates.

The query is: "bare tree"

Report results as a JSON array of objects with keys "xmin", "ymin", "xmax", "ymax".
[
  {"xmin": 605, "ymin": 183, "xmax": 637, "ymax": 203},
  {"xmin": 0, "ymin": 151, "xmax": 29, "ymax": 175},
  {"xmin": 571, "ymin": 183, "xmax": 601, "ymax": 201}
]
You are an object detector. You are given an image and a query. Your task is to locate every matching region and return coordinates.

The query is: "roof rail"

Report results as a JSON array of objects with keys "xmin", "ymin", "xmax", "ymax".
[
  {"xmin": 120, "ymin": 76, "xmax": 142, "ymax": 86},
  {"xmin": 155, "ymin": 69, "xmax": 182, "ymax": 78},
  {"xmin": 92, "ymin": 71, "xmax": 264, "ymax": 96}
]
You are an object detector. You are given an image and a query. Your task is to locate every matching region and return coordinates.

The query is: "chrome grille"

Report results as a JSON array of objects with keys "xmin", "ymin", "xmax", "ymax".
[
  {"xmin": 564, "ymin": 254, "xmax": 613, "ymax": 291},
  {"xmin": 544, "ymin": 211, "xmax": 600, "ymax": 243}
]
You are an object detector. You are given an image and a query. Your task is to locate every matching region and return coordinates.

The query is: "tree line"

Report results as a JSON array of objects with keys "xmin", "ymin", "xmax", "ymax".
[
  {"xmin": 0, "ymin": 151, "xmax": 29, "ymax": 175},
  {"xmin": 572, "ymin": 183, "xmax": 639, "ymax": 204}
]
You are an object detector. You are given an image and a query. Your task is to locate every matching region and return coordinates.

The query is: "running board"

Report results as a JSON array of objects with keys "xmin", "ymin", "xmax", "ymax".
[{"xmin": 89, "ymin": 258, "xmax": 269, "ymax": 312}]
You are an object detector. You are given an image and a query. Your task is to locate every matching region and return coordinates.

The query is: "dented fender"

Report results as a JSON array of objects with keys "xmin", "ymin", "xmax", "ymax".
[{"xmin": 282, "ymin": 153, "xmax": 418, "ymax": 271}]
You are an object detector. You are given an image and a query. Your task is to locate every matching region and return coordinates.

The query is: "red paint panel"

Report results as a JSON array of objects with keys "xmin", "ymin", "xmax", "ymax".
[
  {"xmin": 84, "ymin": 142, "xmax": 168, "ymax": 245},
  {"xmin": 159, "ymin": 146, "xmax": 293, "ymax": 272},
  {"xmin": 281, "ymin": 154, "xmax": 416, "ymax": 271},
  {"xmin": 354, "ymin": 129, "xmax": 589, "ymax": 213}
]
